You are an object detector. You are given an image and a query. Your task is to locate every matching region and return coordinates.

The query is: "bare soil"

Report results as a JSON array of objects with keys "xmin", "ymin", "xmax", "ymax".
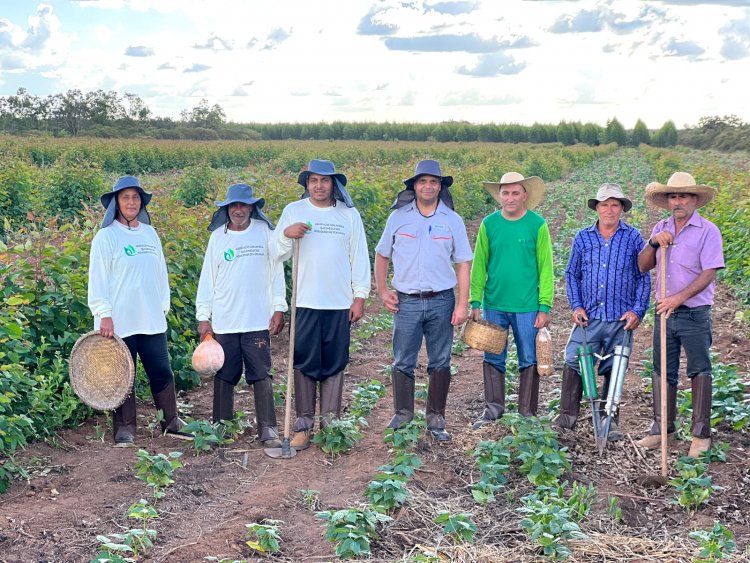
[{"xmin": 1, "ymin": 215, "xmax": 748, "ymax": 563}]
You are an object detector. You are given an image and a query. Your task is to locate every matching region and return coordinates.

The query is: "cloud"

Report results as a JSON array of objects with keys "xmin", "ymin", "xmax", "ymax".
[
  {"xmin": 291, "ymin": 91, "xmax": 309, "ymax": 96},
  {"xmin": 324, "ymin": 90, "xmax": 342, "ymax": 96},
  {"xmin": 425, "ymin": 1, "xmax": 478, "ymax": 15},
  {"xmin": 357, "ymin": 7, "xmax": 399, "ymax": 36},
  {"xmin": 1, "ymin": 53, "xmax": 26, "ymax": 70},
  {"xmin": 157, "ymin": 62, "xmax": 176, "ymax": 70},
  {"xmin": 440, "ymin": 89, "xmax": 520, "ymax": 106},
  {"xmin": 385, "ymin": 33, "xmax": 512, "ymax": 53},
  {"xmin": 124, "ymin": 45, "xmax": 154, "ymax": 57},
  {"xmin": 602, "ymin": 43, "xmax": 616, "ymax": 53},
  {"xmin": 184, "ymin": 63, "xmax": 211, "ymax": 72},
  {"xmin": 398, "ymin": 91, "xmax": 416, "ymax": 106},
  {"xmin": 261, "ymin": 27, "xmax": 291, "ymax": 50},
  {"xmin": 663, "ymin": 38, "xmax": 705, "ymax": 58},
  {"xmin": 549, "ymin": 9, "xmax": 604, "ymax": 33},
  {"xmin": 193, "ymin": 34, "xmax": 232, "ymax": 51},
  {"xmin": 720, "ymin": 13, "xmax": 750, "ymax": 59},
  {"xmin": 232, "ymin": 87, "xmax": 248, "ymax": 96},
  {"xmin": 375, "ymin": 83, "xmax": 388, "ymax": 91},
  {"xmin": 21, "ymin": 4, "xmax": 56, "ymax": 50},
  {"xmin": 654, "ymin": 0, "xmax": 750, "ymax": 5},
  {"xmin": 456, "ymin": 52, "xmax": 525, "ymax": 76},
  {"xmin": 0, "ymin": 20, "xmax": 19, "ymax": 49}
]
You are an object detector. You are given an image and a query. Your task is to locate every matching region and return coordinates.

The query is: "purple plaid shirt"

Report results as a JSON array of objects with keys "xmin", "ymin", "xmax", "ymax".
[{"xmin": 651, "ymin": 212, "xmax": 724, "ymax": 307}]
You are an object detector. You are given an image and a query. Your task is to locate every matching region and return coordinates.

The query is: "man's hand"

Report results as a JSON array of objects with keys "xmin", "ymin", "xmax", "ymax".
[
  {"xmin": 451, "ymin": 303, "xmax": 469, "ymax": 327},
  {"xmin": 651, "ymin": 231, "xmax": 674, "ymax": 247},
  {"xmin": 269, "ymin": 311, "xmax": 285, "ymax": 336},
  {"xmin": 620, "ymin": 311, "xmax": 641, "ymax": 330},
  {"xmin": 198, "ymin": 320, "xmax": 213, "ymax": 341},
  {"xmin": 656, "ymin": 295, "xmax": 685, "ymax": 318},
  {"xmin": 379, "ymin": 289, "xmax": 399, "ymax": 313},
  {"xmin": 471, "ymin": 307, "xmax": 481, "ymax": 322},
  {"xmin": 283, "ymin": 222, "xmax": 311, "ymax": 239},
  {"xmin": 350, "ymin": 298, "xmax": 365, "ymax": 323},
  {"xmin": 571, "ymin": 308, "xmax": 588, "ymax": 327},
  {"xmin": 99, "ymin": 316, "xmax": 115, "ymax": 338},
  {"xmin": 534, "ymin": 311, "xmax": 550, "ymax": 329}
]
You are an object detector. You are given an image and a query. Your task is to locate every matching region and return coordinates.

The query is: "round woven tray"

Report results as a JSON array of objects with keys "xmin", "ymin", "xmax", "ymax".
[
  {"xmin": 462, "ymin": 318, "xmax": 508, "ymax": 354},
  {"xmin": 69, "ymin": 331, "xmax": 135, "ymax": 411}
]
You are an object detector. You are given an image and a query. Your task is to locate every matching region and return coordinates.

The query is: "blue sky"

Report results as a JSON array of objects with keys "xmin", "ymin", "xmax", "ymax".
[{"xmin": 1, "ymin": 0, "xmax": 749, "ymax": 127}]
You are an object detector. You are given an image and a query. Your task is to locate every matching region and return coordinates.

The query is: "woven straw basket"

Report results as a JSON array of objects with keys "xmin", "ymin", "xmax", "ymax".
[
  {"xmin": 69, "ymin": 331, "xmax": 135, "ymax": 411},
  {"xmin": 462, "ymin": 318, "xmax": 508, "ymax": 354}
]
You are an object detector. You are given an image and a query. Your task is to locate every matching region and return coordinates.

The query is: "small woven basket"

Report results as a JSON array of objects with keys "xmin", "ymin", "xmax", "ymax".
[
  {"xmin": 462, "ymin": 318, "xmax": 508, "ymax": 354},
  {"xmin": 69, "ymin": 331, "xmax": 135, "ymax": 411}
]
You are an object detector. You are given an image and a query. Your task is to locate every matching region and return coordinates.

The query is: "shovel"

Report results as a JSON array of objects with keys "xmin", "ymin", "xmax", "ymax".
[{"xmin": 265, "ymin": 239, "xmax": 299, "ymax": 459}]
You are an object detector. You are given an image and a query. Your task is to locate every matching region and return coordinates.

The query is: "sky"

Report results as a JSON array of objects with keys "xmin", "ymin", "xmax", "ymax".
[{"xmin": 1, "ymin": 0, "xmax": 749, "ymax": 127}]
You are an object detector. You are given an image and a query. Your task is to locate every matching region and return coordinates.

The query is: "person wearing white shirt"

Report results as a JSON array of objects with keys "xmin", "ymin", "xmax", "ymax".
[
  {"xmin": 196, "ymin": 184, "xmax": 287, "ymax": 447},
  {"xmin": 88, "ymin": 176, "xmax": 191, "ymax": 446},
  {"xmin": 271, "ymin": 160, "xmax": 371, "ymax": 451}
]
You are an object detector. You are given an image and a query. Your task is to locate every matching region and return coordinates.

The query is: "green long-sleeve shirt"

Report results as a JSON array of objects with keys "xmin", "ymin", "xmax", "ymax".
[{"xmin": 469, "ymin": 210, "xmax": 554, "ymax": 313}]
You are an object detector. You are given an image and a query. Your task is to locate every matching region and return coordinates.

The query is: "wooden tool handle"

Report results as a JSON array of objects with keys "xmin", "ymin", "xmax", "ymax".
[{"xmin": 660, "ymin": 245, "xmax": 668, "ymax": 478}]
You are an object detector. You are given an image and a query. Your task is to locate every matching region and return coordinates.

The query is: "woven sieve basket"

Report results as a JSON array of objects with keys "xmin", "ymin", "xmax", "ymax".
[
  {"xmin": 69, "ymin": 331, "xmax": 135, "ymax": 411},
  {"xmin": 462, "ymin": 318, "xmax": 508, "ymax": 354}
]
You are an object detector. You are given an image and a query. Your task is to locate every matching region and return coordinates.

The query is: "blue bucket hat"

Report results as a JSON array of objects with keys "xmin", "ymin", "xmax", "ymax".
[
  {"xmin": 208, "ymin": 183, "xmax": 274, "ymax": 231},
  {"xmin": 392, "ymin": 159, "xmax": 454, "ymax": 210},
  {"xmin": 100, "ymin": 175, "xmax": 152, "ymax": 228},
  {"xmin": 297, "ymin": 159, "xmax": 354, "ymax": 208}
]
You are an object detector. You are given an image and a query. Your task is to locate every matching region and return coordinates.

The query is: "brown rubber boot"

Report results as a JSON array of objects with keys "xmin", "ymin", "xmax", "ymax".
[
  {"xmin": 320, "ymin": 371, "xmax": 344, "ymax": 430},
  {"xmin": 517, "ymin": 365, "xmax": 540, "ymax": 417},
  {"xmin": 254, "ymin": 377, "xmax": 281, "ymax": 448},
  {"xmin": 599, "ymin": 374, "xmax": 623, "ymax": 442},
  {"xmin": 153, "ymin": 381, "xmax": 193, "ymax": 441},
  {"xmin": 113, "ymin": 390, "xmax": 137, "ymax": 447},
  {"xmin": 388, "ymin": 369, "xmax": 415, "ymax": 429},
  {"xmin": 291, "ymin": 370, "xmax": 316, "ymax": 450},
  {"xmin": 472, "ymin": 362, "xmax": 506, "ymax": 430},
  {"xmin": 636, "ymin": 374, "xmax": 677, "ymax": 449},
  {"xmin": 553, "ymin": 364, "xmax": 582, "ymax": 430},
  {"xmin": 212, "ymin": 377, "xmax": 235, "ymax": 424},
  {"xmin": 688, "ymin": 373, "xmax": 712, "ymax": 458},
  {"xmin": 426, "ymin": 367, "xmax": 451, "ymax": 442}
]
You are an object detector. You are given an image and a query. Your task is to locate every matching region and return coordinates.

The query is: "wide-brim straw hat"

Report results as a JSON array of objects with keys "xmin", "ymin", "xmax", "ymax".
[
  {"xmin": 483, "ymin": 171, "xmax": 545, "ymax": 210},
  {"xmin": 587, "ymin": 183, "xmax": 632, "ymax": 212},
  {"xmin": 645, "ymin": 172, "xmax": 716, "ymax": 210},
  {"xmin": 69, "ymin": 331, "xmax": 135, "ymax": 410}
]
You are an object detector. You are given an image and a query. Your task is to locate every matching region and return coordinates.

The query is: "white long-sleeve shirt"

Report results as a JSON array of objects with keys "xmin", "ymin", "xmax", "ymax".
[
  {"xmin": 88, "ymin": 221, "xmax": 170, "ymax": 338},
  {"xmin": 195, "ymin": 221, "xmax": 288, "ymax": 333},
  {"xmin": 271, "ymin": 199, "xmax": 371, "ymax": 310}
]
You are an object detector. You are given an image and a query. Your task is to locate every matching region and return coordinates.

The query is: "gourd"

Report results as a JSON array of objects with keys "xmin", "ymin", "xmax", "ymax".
[{"xmin": 192, "ymin": 333, "xmax": 225, "ymax": 376}]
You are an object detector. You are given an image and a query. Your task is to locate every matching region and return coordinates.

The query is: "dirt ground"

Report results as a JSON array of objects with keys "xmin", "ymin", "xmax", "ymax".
[{"xmin": 1, "ymin": 214, "xmax": 749, "ymax": 563}]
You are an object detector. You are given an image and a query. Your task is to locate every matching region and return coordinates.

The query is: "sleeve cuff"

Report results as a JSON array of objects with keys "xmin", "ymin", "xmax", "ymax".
[
  {"xmin": 539, "ymin": 305, "xmax": 551, "ymax": 313},
  {"xmin": 470, "ymin": 301, "xmax": 481, "ymax": 309}
]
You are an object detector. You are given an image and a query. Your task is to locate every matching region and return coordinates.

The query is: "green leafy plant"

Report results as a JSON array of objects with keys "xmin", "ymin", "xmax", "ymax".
[
  {"xmin": 220, "ymin": 410, "xmax": 253, "ymax": 441},
  {"xmin": 364, "ymin": 472, "xmax": 410, "ymax": 511},
  {"xmin": 133, "ymin": 449, "xmax": 183, "ymax": 500},
  {"xmin": 518, "ymin": 495, "xmax": 588, "ymax": 560},
  {"xmin": 245, "ymin": 519, "xmax": 282, "ymax": 555},
  {"xmin": 299, "ymin": 489, "xmax": 321, "ymax": 511},
  {"xmin": 181, "ymin": 419, "xmax": 226, "ymax": 455},
  {"xmin": 383, "ymin": 415, "xmax": 425, "ymax": 451},
  {"xmin": 93, "ymin": 527, "xmax": 157, "ymax": 562},
  {"xmin": 174, "ymin": 163, "xmax": 221, "ymax": 207},
  {"xmin": 378, "ymin": 451, "xmax": 422, "ymax": 478},
  {"xmin": 316, "ymin": 504, "xmax": 392, "ymax": 560},
  {"xmin": 349, "ymin": 379, "xmax": 386, "ymax": 419},
  {"xmin": 312, "ymin": 417, "xmax": 365, "ymax": 457},
  {"xmin": 607, "ymin": 496, "xmax": 623, "ymax": 524},
  {"xmin": 689, "ymin": 521, "xmax": 737, "ymax": 562},
  {"xmin": 434, "ymin": 510, "xmax": 477, "ymax": 544},
  {"xmin": 669, "ymin": 456, "xmax": 721, "ymax": 512}
]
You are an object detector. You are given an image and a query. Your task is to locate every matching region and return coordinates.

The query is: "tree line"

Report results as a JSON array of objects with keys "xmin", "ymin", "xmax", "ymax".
[{"xmin": 1, "ymin": 88, "xmax": 746, "ymax": 151}]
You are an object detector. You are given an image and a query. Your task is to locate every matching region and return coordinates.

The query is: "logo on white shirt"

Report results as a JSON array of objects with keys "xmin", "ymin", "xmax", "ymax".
[{"xmin": 224, "ymin": 249, "xmax": 236, "ymax": 261}]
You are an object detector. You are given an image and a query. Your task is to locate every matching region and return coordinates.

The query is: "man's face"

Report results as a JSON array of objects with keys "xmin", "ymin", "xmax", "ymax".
[
  {"xmin": 414, "ymin": 175, "xmax": 441, "ymax": 206},
  {"xmin": 307, "ymin": 174, "xmax": 334, "ymax": 206},
  {"xmin": 667, "ymin": 193, "xmax": 698, "ymax": 220},
  {"xmin": 228, "ymin": 202, "xmax": 252, "ymax": 230},
  {"xmin": 499, "ymin": 183, "xmax": 528, "ymax": 216},
  {"xmin": 116, "ymin": 188, "xmax": 141, "ymax": 222},
  {"xmin": 595, "ymin": 198, "xmax": 623, "ymax": 228}
]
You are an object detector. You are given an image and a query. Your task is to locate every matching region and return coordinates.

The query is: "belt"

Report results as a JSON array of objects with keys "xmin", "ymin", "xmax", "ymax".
[{"xmin": 397, "ymin": 289, "xmax": 449, "ymax": 299}]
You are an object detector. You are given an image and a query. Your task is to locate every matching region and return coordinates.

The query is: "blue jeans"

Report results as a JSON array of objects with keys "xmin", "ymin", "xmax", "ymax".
[
  {"xmin": 393, "ymin": 290, "xmax": 454, "ymax": 377},
  {"xmin": 654, "ymin": 306, "xmax": 712, "ymax": 387},
  {"xmin": 564, "ymin": 319, "xmax": 627, "ymax": 376},
  {"xmin": 483, "ymin": 309, "xmax": 537, "ymax": 372}
]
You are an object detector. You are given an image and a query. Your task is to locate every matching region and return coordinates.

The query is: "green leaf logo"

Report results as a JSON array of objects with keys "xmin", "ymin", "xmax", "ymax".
[
  {"xmin": 223, "ymin": 248, "xmax": 236, "ymax": 261},
  {"xmin": 124, "ymin": 245, "xmax": 137, "ymax": 256},
  {"xmin": 305, "ymin": 221, "xmax": 313, "ymax": 231}
]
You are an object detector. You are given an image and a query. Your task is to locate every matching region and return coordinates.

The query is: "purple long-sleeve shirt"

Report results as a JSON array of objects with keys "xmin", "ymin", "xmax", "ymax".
[{"xmin": 651, "ymin": 212, "xmax": 724, "ymax": 307}]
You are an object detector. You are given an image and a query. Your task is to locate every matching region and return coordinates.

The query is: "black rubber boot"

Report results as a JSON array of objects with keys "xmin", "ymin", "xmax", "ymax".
[
  {"xmin": 636, "ymin": 374, "xmax": 677, "ymax": 449},
  {"xmin": 388, "ymin": 369, "xmax": 415, "ymax": 429},
  {"xmin": 320, "ymin": 371, "xmax": 344, "ymax": 430},
  {"xmin": 426, "ymin": 367, "xmax": 451, "ymax": 442},
  {"xmin": 212, "ymin": 377, "xmax": 235, "ymax": 424},
  {"xmin": 254, "ymin": 377, "xmax": 281, "ymax": 447},
  {"xmin": 113, "ymin": 390, "xmax": 136, "ymax": 447},
  {"xmin": 517, "ymin": 365, "xmax": 540, "ymax": 417},
  {"xmin": 153, "ymin": 381, "xmax": 193, "ymax": 441},
  {"xmin": 553, "ymin": 364, "xmax": 582, "ymax": 430},
  {"xmin": 472, "ymin": 362, "xmax": 506, "ymax": 430}
]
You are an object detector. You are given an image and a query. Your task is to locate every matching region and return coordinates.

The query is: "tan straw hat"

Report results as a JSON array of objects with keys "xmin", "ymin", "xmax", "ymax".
[
  {"xmin": 588, "ymin": 183, "xmax": 632, "ymax": 212},
  {"xmin": 645, "ymin": 172, "xmax": 716, "ymax": 210},
  {"xmin": 69, "ymin": 331, "xmax": 135, "ymax": 410},
  {"xmin": 483, "ymin": 171, "xmax": 545, "ymax": 210}
]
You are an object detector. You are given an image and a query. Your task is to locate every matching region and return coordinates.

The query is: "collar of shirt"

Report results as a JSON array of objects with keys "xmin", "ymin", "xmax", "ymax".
[
  {"xmin": 403, "ymin": 200, "xmax": 450, "ymax": 216},
  {"xmin": 663, "ymin": 211, "xmax": 704, "ymax": 234}
]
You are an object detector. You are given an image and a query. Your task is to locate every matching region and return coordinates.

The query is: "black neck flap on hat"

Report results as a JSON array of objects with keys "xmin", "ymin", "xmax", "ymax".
[
  {"xmin": 390, "ymin": 187, "xmax": 454, "ymax": 210},
  {"xmin": 207, "ymin": 206, "xmax": 275, "ymax": 232},
  {"xmin": 101, "ymin": 198, "xmax": 151, "ymax": 229}
]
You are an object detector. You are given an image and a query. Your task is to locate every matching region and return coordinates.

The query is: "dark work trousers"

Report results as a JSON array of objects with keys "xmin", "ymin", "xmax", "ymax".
[
  {"xmin": 214, "ymin": 330, "xmax": 272, "ymax": 385},
  {"xmin": 122, "ymin": 332, "xmax": 174, "ymax": 394},
  {"xmin": 653, "ymin": 305, "xmax": 713, "ymax": 387},
  {"xmin": 293, "ymin": 308, "xmax": 350, "ymax": 381}
]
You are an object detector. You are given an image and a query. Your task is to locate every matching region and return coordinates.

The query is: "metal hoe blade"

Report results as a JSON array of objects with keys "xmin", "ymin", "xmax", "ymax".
[{"xmin": 264, "ymin": 436, "xmax": 297, "ymax": 459}]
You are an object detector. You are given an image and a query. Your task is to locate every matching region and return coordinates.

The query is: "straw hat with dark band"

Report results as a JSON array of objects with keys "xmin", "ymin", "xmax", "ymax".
[
  {"xmin": 69, "ymin": 331, "xmax": 135, "ymax": 411},
  {"xmin": 483, "ymin": 171, "xmax": 546, "ymax": 210},
  {"xmin": 645, "ymin": 172, "xmax": 716, "ymax": 210}
]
